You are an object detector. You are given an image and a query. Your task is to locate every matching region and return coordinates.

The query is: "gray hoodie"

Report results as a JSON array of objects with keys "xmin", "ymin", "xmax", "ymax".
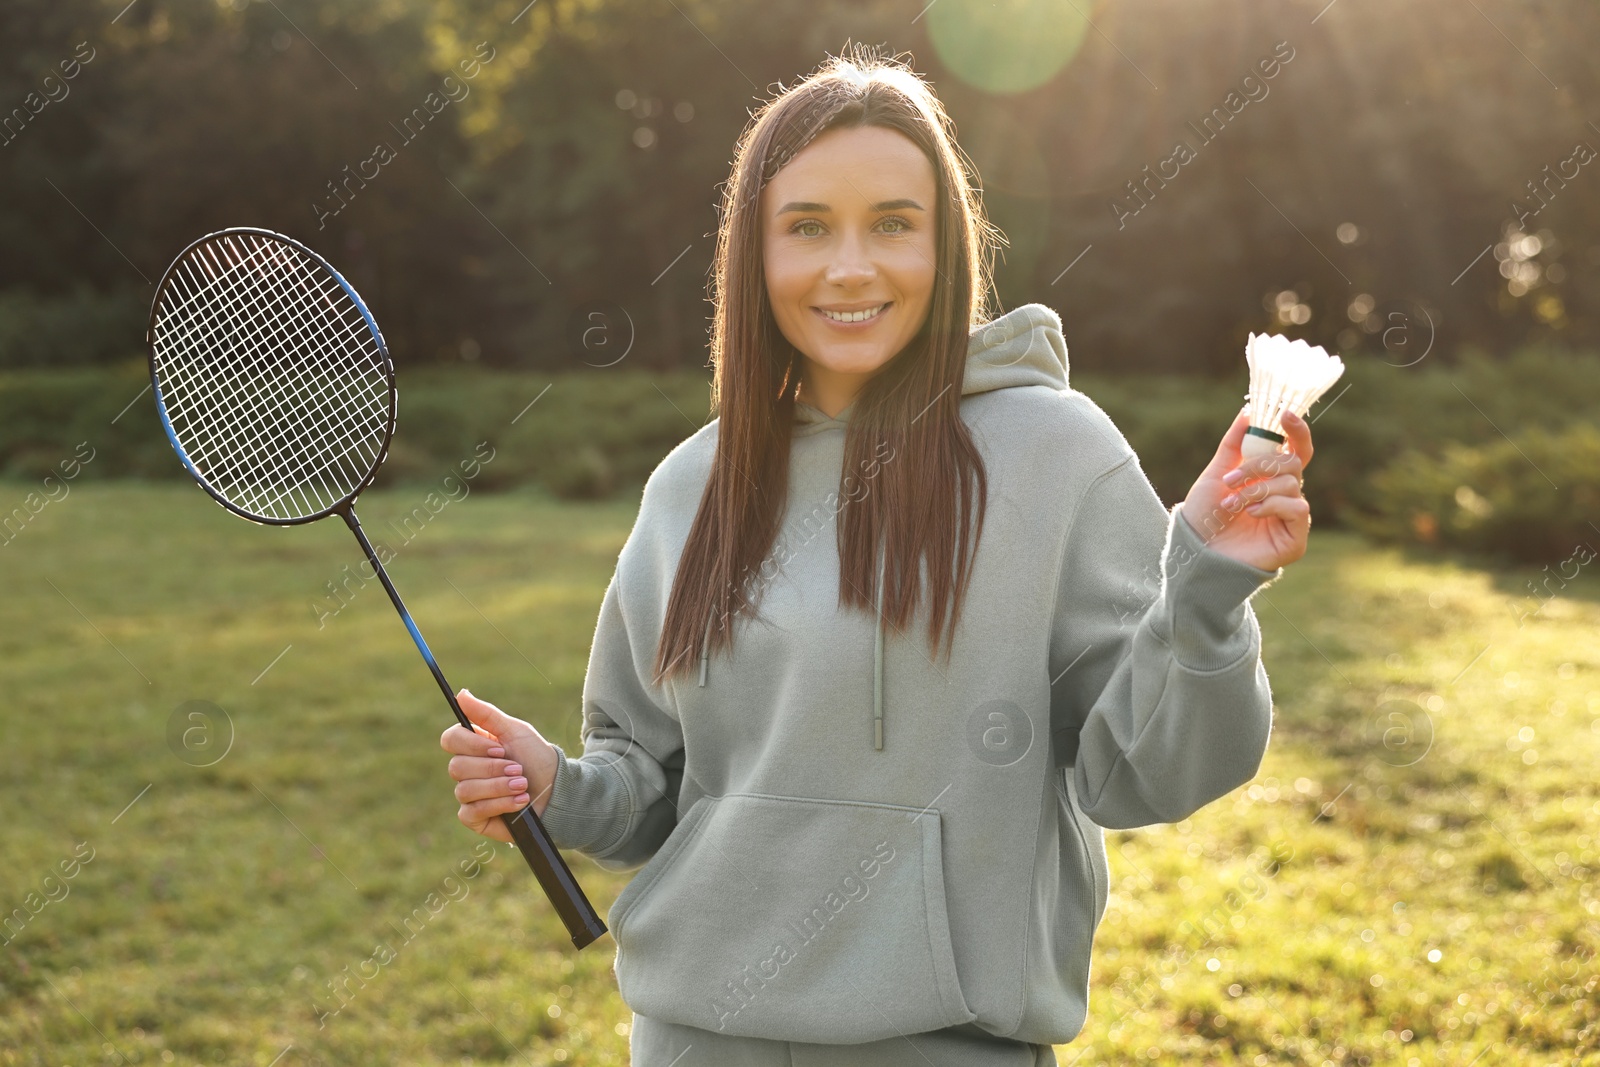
[{"xmin": 539, "ymin": 302, "xmax": 1282, "ymax": 1046}]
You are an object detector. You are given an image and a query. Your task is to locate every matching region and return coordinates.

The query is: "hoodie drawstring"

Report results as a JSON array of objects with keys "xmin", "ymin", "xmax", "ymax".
[
  {"xmin": 699, "ymin": 608, "xmax": 712, "ymax": 687},
  {"xmin": 873, "ymin": 540, "xmax": 885, "ymax": 751},
  {"xmin": 696, "ymin": 547, "xmax": 889, "ymax": 753}
]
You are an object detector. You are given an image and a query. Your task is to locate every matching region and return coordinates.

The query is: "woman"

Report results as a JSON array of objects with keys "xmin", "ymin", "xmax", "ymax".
[{"xmin": 440, "ymin": 46, "xmax": 1312, "ymax": 1066}]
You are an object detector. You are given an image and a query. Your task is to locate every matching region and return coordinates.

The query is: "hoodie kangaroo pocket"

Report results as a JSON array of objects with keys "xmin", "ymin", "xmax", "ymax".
[{"xmin": 609, "ymin": 792, "xmax": 976, "ymax": 1043}]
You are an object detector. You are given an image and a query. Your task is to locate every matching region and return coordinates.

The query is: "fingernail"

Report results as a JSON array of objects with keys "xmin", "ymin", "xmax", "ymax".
[
  {"xmin": 488, "ymin": 746, "xmax": 505, "ymax": 757},
  {"xmin": 506, "ymin": 764, "xmax": 521, "ymax": 775},
  {"xmin": 509, "ymin": 777, "xmax": 528, "ymax": 791},
  {"xmin": 1223, "ymin": 469, "xmax": 1245, "ymax": 486}
]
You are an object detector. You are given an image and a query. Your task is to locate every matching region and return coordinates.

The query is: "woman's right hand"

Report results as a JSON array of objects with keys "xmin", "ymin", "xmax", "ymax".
[{"xmin": 439, "ymin": 689, "xmax": 560, "ymax": 843}]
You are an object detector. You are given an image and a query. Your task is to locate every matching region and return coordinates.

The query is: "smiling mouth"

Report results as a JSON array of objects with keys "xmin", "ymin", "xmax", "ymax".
[{"xmin": 815, "ymin": 302, "xmax": 890, "ymax": 324}]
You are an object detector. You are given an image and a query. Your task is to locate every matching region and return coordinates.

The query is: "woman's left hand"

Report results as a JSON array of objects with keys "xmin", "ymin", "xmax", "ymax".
[{"xmin": 1179, "ymin": 407, "xmax": 1314, "ymax": 572}]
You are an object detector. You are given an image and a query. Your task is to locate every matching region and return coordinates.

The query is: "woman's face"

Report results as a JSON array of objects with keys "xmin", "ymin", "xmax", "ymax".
[{"xmin": 761, "ymin": 124, "xmax": 939, "ymax": 409}]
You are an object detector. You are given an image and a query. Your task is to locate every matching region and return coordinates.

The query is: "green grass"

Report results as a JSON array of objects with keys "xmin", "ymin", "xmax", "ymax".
[{"xmin": 0, "ymin": 482, "xmax": 1595, "ymax": 1064}]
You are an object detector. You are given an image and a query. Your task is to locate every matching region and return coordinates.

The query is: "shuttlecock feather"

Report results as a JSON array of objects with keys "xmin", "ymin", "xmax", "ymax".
[{"xmin": 1240, "ymin": 333, "xmax": 1345, "ymax": 460}]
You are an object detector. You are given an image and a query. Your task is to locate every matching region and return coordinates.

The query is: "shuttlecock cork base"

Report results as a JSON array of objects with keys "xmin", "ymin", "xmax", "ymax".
[{"xmin": 1241, "ymin": 332, "xmax": 1345, "ymax": 461}]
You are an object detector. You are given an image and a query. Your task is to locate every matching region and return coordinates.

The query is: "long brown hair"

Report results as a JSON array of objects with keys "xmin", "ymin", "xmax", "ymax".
[{"xmin": 651, "ymin": 43, "xmax": 1006, "ymax": 686}]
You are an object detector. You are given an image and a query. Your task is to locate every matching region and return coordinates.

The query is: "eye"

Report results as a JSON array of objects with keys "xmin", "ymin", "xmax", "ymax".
[{"xmin": 786, "ymin": 216, "xmax": 915, "ymax": 239}]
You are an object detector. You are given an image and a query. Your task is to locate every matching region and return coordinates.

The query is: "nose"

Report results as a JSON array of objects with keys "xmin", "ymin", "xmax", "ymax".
[{"xmin": 823, "ymin": 229, "xmax": 875, "ymax": 288}]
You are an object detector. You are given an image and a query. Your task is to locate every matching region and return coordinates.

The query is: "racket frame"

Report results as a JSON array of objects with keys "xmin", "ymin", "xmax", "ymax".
[{"xmin": 146, "ymin": 226, "xmax": 398, "ymax": 527}]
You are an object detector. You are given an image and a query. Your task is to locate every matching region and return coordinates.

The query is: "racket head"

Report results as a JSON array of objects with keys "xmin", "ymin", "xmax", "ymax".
[{"xmin": 146, "ymin": 227, "xmax": 397, "ymax": 525}]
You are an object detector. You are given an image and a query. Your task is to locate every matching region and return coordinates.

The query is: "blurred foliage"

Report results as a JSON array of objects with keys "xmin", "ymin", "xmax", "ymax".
[
  {"xmin": 0, "ymin": 361, "xmax": 716, "ymax": 503},
  {"xmin": 0, "ymin": 285, "xmax": 144, "ymax": 366},
  {"xmin": 1353, "ymin": 423, "xmax": 1600, "ymax": 565},
  {"xmin": 1084, "ymin": 345, "xmax": 1600, "ymax": 564},
  {"xmin": 370, "ymin": 365, "xmax": 716, "ymax": 499},
  {"xmin": 4, "ymin": 345, "xmax": 1597, "ymax": 562},
  {"xmin": 2, "ymin": 0, "xmax": 1599, "ymax": 373}
]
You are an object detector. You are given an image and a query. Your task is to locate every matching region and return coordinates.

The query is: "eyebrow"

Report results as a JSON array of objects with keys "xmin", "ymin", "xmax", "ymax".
[{"xmin": 775, "ymin": 198, "xmax": 926, "ymax": 214}]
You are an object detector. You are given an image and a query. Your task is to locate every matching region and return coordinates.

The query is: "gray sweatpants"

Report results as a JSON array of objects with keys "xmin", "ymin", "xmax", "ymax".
[{"xmin": 630, "ymin": 1013, "xmax": 1060, "ymax": 1066}]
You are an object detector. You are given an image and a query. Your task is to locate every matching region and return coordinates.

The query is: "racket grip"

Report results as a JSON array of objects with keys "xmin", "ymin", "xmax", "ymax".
[{"xmin": 501, "ymin": 805, "xmax": 609, "ymax": 950}]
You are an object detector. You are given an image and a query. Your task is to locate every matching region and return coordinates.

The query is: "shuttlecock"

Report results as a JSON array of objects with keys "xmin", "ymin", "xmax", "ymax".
[{"xmin": 1240, "ymin": 332, "xmax": 1345, "ymax": 460}]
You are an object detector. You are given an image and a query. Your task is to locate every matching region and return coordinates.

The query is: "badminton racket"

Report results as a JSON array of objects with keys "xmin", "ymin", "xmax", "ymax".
[{"xmin": 146, "ymin": 226, "xmax": 607, "ymax": 950}]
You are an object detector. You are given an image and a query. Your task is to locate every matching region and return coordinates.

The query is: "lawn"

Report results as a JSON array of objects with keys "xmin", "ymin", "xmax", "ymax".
[{"xmin": 0, "ymin": 481, "xmax": 1594, "ymax": 1065}]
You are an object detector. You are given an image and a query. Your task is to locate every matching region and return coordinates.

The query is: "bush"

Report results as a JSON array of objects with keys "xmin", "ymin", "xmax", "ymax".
[
  {"xmin": 0, "ymin": 286, "xmax": 146, "ymax": 368},
  {"xmin": 1349, "ymin": 423, "xmax": 1600, "ymax": 564},
  {"xmin": 1279, "ymin": 345, "xmax": 1600, "ymax": 525},
  {"xmin": 2, "ymin": 345, "xmax": 1597, "ymax": 562},
  {"xmin": 365, "ymin": 364, "xmax": 712, "ymax": 500},
  {"xmin": 0, "ymin": 360, "xmax": 715, "ymax": 501},
  {"xmin": 0, "ymin": 363, "xmax": 182, "ymax": 479},
  {"xmin": 1080, "ymin": 345, "xmax": 1600, "ymax": 564}
]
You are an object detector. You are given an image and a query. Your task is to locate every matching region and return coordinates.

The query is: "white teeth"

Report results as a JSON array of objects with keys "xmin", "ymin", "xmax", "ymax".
[{"xmin": 820, "ymin": 304, "xmax": 886, "ymax": 323}]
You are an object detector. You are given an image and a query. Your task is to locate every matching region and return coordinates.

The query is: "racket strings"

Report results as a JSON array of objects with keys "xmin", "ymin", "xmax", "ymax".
[
  {"xmin": 181, "ymin": 239, "xmax": 380, "ymax": 510},
  {"xmin": 166, "ymin": 247, "xmax": 348, "ymax": 513},
  {"xmin": 164, "ymin": 235, "xmax": 387, "ymax": 499},
  {"xmin": 160, "ymin": 250, "xmax": 359, "ymax": 517},
  {"xmin": 150, "ymin": 232, "xmax": 392, "ymax": 521}
]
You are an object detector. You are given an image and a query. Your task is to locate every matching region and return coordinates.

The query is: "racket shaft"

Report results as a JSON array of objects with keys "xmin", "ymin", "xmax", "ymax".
[
  {"xmin": 339, "ymin": 507, "xmax": 473, "ymax": 733},
  {"xmin": 339, "ymin": 506, "xmax": 608, "ymax": 949}
]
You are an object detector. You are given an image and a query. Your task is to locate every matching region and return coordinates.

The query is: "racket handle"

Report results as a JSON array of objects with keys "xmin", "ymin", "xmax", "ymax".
[{"xmin": 501, "ymin": 806, "xmax": 609, "ymax": 950}]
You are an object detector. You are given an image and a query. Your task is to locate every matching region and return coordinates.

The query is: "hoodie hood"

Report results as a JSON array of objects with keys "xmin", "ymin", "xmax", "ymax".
[{"xmin": 703, "ymin": 303, "xmax": 1072, "ymax": 750}]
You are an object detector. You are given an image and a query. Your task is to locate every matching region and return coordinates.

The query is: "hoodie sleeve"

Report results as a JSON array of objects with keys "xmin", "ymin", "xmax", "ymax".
[
  {"xmin": 538, "ymin": 571, "xmax": 686, "ymax": 873},
  {"xmin": 1047, "ymin": 451, "xmax": 1283, "ymax": 830}
]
